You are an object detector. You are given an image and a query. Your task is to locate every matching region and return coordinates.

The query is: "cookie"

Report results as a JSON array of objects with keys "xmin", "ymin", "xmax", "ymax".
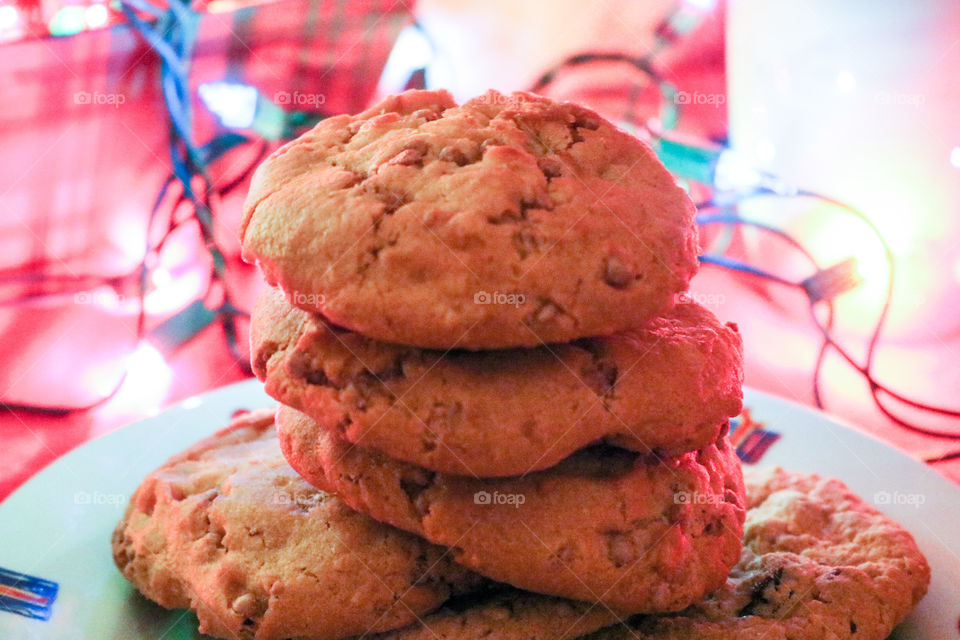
[
  {"xmin": 240, "ymin": 89, "xmax": 698, "ymax": 349},
  {"xmin": 276, "ymin": 405, "xmax": 746, "ymax": 614},
  {"xmin": 367, "ymin": 588, "xmax": 620, "ymax": 640},
  {"xmin": 252, "ymin": 285, "xmax": 743, "ymax": 476},
  {"xmin": 580, "ymin": 467, "xmax": 931, "ymax": 640},
  {"xmin": 112, "ymin": 409, "xmax": 482, "ymax": 640}
]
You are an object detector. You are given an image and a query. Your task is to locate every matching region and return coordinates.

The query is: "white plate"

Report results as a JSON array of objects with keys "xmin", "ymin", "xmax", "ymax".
[{"xmin": 0, "ymin": 382, "xmax": 957, "ymax": 639}]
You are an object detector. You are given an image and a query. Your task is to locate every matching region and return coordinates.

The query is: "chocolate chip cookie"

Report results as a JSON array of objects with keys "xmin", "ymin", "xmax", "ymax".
[
  {"xmin": 241, "ymin": 89, "xmax": 698, "ymax": 349},
  {"xmin": 580, "ymin": 467, "xmax": 931, "ymax": 640},
  {"xmin": 112, "ymin": 409, "xmax": 481, "ymax": 640},
  {"xmin": 368, "ymin": 588, "xmax": 620, "ymax": 640},
  {"xmin": 277, "ymin": 405, "xmax": 746, "ymax": 614},
  {"xmin": 252, "ymin": 285, "xmax": 742, "ymax": 476}
]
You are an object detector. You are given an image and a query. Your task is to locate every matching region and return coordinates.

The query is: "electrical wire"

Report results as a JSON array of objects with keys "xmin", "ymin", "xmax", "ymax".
[
  {"xmin": 698, "ymin": 198, "xmax": 960, "ymax": 440},
  {"xmin": 8, "ymin": 1, "xmax": 960, "ymax": 454},
  {"xmin": 527, "ymin": 7, "xmax": 960, "ymax": 451},
  {"xmin": 1, "ymin": 0, "xmax": 263, "ymax": 412}
]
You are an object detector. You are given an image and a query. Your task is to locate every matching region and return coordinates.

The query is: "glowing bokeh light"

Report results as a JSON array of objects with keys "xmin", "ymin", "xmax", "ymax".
[
  {"xmin": 0, "ymin": 5, "xmax": 19, "ymax": 31},
  {"xmin": 107, "ymin": 214, "xmax": 147, "ymax": 266},
  {"xmin": 150, "ymin": 266, "xmax": 173, "ymax": 289},
  {"xmin": 951, "ymin": 146, "xmax": 960, "ymax": 169},
  {"xmin": 81, "ymin": 358, "xmax": 125, "ymax": 399},
  {"xmin": 82, "ymin": 342, "xmax": 173, "ymax": 416},
  {"xmin": 113, "ymin": 342, "xmax": 173, "ymax": 413},
  {"xmin": 797, "ymin": 207, "xmax": 891, "ymax": 325},
  {"xmin": 714, "ymin": 149, "xmax": 762, "ymax": 192},
  {"xmin": 198, "ymin": 81, "xmax": 259, "ymax": 129},
  {"xmin": 144, "ymin": 269, "xmax": 206, "ymax": 315},
  {"xmin": 753, "ymin": 138, "xmax": 776, "ymax": 164},
  {"xmin": 835, "ymin": 71, "xmax": 856, "ymax": 92},
  {"xmin": 85, "ymin": 4, "xmax": 109, "ymax": 29},
  {"xmin": 48, "ymin": 6, "xmax": 87, "ymax": 36},
  {"xmin": 684, "ymin": 0, "xmax": 717, "ymax": 12},
  {"xmin": 144, "ymin": 234, "xmax": 208, "ymax": 315}
]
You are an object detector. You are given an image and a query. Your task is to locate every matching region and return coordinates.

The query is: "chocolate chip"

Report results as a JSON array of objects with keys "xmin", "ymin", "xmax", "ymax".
[
  {"xmin": 537, "ymin": 156, "xmax": 563, "ymax": 178},
  {"xmin": 602, "ymin": 255, "xmax": 634, "ymax": 289},
  {"xmin": 400, "ymin": 471, "xmax": 435, "ymax": 517},
  {"xmin": 382, "ymin": 191, "xmax": 409, "ymax": 214},
  {"xmin": 252, "ymin": 342, "xmax": 278, "ymax": 378},
  {"xmin": 582, "ymin": 361, "xmax": 618, "ymax": 397},
  {"xmin": 439, "ymin": 146, "xmax": 468, "ymax": 166},
  {"xmin": 511, "ymin": 229, "xmax": 540, "ymax": 258},
  {"xmin": 574, "ymin": 114, "xmax": 600, "ymax": 130},
  {"xmin": 738, "ymin": 567, "xmax": 785, "ymax": 616},
  {"xmin": 286, "ymin": 351, "xmax": 328, "ymax": 385},
  {"xmin": 521, "ymin": 193, "xmax": 555, "ymax": 212}
]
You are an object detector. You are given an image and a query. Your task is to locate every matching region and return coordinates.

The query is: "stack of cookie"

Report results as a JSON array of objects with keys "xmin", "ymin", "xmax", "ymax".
[
  {"xmin": 246, "ymin": 89, "xmax": 748, "ymax": 614},
  {"xmin": 113, "ymin": 90, "xmax": 930, "ymax": 640}
]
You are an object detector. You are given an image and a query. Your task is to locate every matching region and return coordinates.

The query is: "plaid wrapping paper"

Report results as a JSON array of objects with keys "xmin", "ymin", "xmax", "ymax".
[{"xmin": 0, "ymin": 0, "xmax": 412, "ymax": 408}]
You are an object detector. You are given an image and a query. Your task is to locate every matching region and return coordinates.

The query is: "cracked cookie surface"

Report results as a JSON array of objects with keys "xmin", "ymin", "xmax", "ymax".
[
  {"xmin": 252, "ymin": 285, "xmax": 743, "ymax": 476},
  {"xmin": 111, "ymin": 409, "xmax": 481, "ymax": 640},
  {"xmin": 276, "ymin": 405, "xmax": 746, "ymax": 614},
  {"xmin": 240, "ymin": 89, "xmax": 698, "ymax": 349},
  {"xmin": 365, "ymin": 587, "xmax": 620, "ymax": 640},
  {"xmin": 580, "ymin": 467, "xmax": 931, "ymax": 640}
]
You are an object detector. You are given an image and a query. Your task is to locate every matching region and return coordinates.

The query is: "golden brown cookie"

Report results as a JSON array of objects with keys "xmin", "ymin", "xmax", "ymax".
[
  {"xmin": 580, "ymin": 467, "xmax": 931, "ymax": 640},
  {"xmin": 252, "ymin": 285, "xmax": 742, "ymax": 476},
  {"xmin": 367, "ymin": 588, "xmax": 620, "ymax": 640},
  {"xmin": 112, "ymin": 409, "xmax": 481, "ymax": 640},
  {"xmin": 276, "ymin": 405, "xmax": 746, "ymax": 614},
  {"xmin": 240, "ymin": 89, "xmax": 698, "ymax": 349}
]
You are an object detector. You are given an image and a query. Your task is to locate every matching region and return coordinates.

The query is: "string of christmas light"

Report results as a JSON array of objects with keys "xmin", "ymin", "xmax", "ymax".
[
  {"xmin": 0, "ymin": 0, "xmax": 268, "ymax": 411},
  {"xmin": 121, "ymin": 0, "xmax": 257, "ymax": 368},
  {"xmin": 5, "ymin": 0, "xmax": 959, "ymax": 456},
  {"xmin": 527, "ymin": 1, "xmax": 960, "ymax": 451}
]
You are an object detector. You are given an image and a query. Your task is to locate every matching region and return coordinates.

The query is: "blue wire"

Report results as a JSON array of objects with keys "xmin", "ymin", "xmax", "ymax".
[{"xmin": 698, "ymin": 253, "xmax": 799, "ymax": 287}]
